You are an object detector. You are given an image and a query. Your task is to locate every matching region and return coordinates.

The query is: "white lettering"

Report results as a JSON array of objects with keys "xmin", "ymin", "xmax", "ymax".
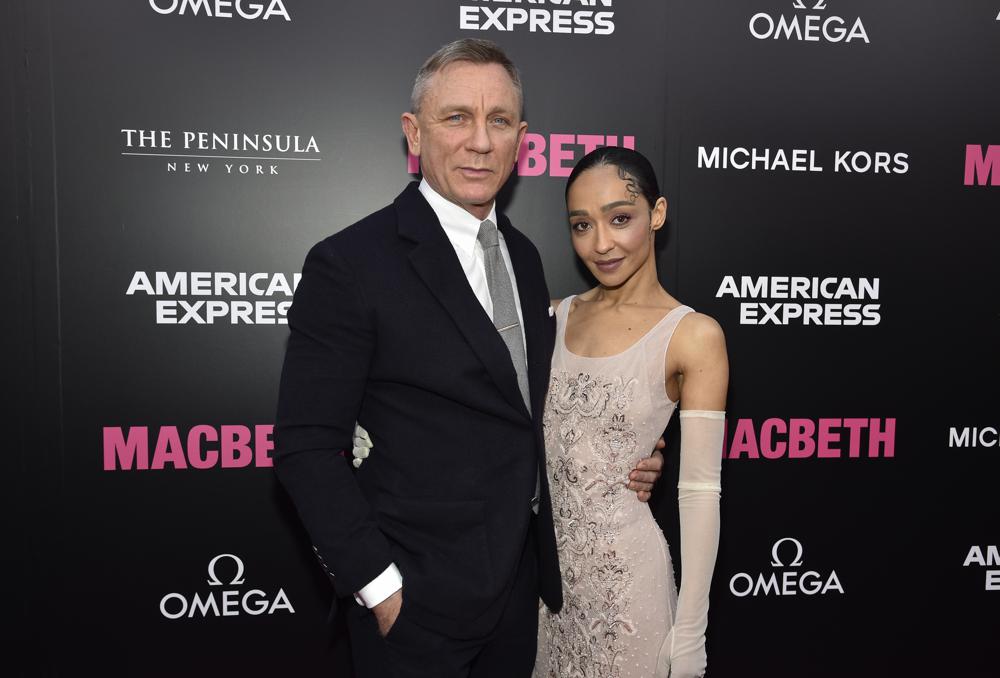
[
  {"xmin": 149, "ymin": 0, "xmax": 290, "ymax": 21},
  {"xmin": 965, "ymin": 545, "xmax": 1000, "ymax": 567},
  {"xmin": 749, "ymin": 12, "xmax": 869, "ymax": 44},
  {"xmin": 159, "ymin": 592, "xmax": 187, "ymax": 619},
  {"xmin": 188, "ymin": 591, "xmax": 221, "ymax": 617}
]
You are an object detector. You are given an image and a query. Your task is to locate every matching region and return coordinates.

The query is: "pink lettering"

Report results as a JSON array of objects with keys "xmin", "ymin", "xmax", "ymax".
[
  {"xmin": 549, "ymin": 134, "xmax": 576, "ymax": 177},
  {"xmin": 103, "ymin": 426, "xmax": 149, "ymax": 471},
  {"xmin": 102, "ymin": 424, "xmax": 274, "ymax": 471},
  {"xmin": 605, "ymin": 135, "xmax": 636, "ymax": 150},
  {"xmin": 817, "ymin": 418, "xmax": 841, "ymax": 458},
  {"xmin": 577, "ymin": 134, "xmax": 605, "ymax": 156},
  {"xmin": 728, "ymin": 419, "xmax": 760, "ymax": 459},
  {"xmin": 187, "ymin": 424, "xmax": 219, "ymax": 470},
  {"xmin": 869, "ymin": 418, "xmax": 895, "ymax": 458},
  {"xmin": 517, "ymin": 133, "xmax": 547, "ymax": 176},
  {"xmin": 724, "ymin": 417, "xmax": 897, "ymax": 461},
  {"xmin": 412, "ymin": 133, "xmax": 638, "ymax": 178},
  {"xmin": 222, "ymin": 425, "xmax": 253, "ymax": 468},
  {"xmin": 152, "ymin": 426, "xmax": 188, "ymax": 470},
  {"xmin": 964, "ymin": 144, "xmax": 1000, "ymax": 186},
  {"xmin": 255, "ymin": 425, "xmax": 275, "ymax": 467},
  {"xmin": 843, "ymin": 418, "xmax": 867, "ymax": 458},
  {"xmin": 788, "ymin": 418, "xmax": 816, "ymax": 458},
  {"xmin": 759, "ymin": 418, "xmax": 787, "ymax": 459}
]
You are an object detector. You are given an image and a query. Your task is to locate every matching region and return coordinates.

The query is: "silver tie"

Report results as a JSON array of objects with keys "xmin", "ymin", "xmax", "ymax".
[
  {"xmin": 477, "ymin": 219, "xmax": 539, "ymax": 512},
  {"xmin": 477, "ymin": 219, "xmax": 530, "ymax": 409}
]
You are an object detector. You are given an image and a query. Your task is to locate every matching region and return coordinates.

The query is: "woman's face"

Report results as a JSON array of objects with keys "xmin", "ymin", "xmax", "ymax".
[{"xmin": 566, "ymin": 164, "xmax": 666, "ymax": 287}]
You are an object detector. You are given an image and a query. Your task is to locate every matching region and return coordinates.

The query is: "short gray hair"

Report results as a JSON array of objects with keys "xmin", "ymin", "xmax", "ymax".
[{"xmin": 410, "ymin": 38, "xmax": 523, "ymax": 116}]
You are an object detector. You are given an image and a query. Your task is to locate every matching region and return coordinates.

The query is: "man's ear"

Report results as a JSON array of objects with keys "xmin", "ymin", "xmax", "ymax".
[
  {"xmin": 515, "ymin": 120, "xmax": 528, "ymax": 164},
  {"xmin": 401, "ymin": 112, "xmax": 420, "ymax": 156}
]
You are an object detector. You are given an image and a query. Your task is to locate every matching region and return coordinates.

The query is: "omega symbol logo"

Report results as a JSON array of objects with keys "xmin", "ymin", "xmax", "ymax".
[
  {"xmin": 792, "ymin": 1, "xmax": 826, "ymax": 9},
  {"xmin": 206, "ymin": 553, "xmax": 246, "ymax": 586},
  {"xmin": 770, "ymin": 536, "xmax": 805, "ymax": 567}
]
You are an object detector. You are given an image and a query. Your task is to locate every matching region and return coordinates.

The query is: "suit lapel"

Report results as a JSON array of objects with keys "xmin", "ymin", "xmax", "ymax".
[{"xmin": 396, "ymin": 183, "xmax": 531, "ymax": 420}]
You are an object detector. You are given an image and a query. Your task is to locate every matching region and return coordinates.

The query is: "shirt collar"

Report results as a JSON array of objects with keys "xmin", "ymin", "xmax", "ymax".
[{"xmin": 419, "ymin": 178, "xmax": 499, "ymax": 256}]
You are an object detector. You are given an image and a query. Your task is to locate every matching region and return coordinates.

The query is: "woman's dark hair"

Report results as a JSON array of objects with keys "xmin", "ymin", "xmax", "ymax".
[{"xmin": 565, "ymin": 146, "xmax": 661, "ymax": 208}]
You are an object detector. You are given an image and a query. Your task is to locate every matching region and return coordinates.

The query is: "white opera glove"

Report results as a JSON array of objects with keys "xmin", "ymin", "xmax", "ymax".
[
  {"xmin": 660, "ymin": 409, "xmax": 724, "ymax": 678},
  {"xmin": 351, "ymin": 423, "xmax": 372, "ymax": 468}
]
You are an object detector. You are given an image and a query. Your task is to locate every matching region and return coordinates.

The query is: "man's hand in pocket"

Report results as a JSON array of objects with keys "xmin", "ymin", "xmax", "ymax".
[{"xmin": 373, "ymin": 588, "xmax": 402, "ymax": 637}]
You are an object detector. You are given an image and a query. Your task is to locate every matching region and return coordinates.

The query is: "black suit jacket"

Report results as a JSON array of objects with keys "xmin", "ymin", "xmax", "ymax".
[{"xmin": 274, "ymin": 182, "xmax": 562, "ymax": 639}]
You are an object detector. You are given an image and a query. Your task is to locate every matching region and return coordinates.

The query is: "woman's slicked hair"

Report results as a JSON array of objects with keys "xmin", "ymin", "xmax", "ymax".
[{"xmin": 566, "ymin": 146, "xmax": 662, "ymax": 209}]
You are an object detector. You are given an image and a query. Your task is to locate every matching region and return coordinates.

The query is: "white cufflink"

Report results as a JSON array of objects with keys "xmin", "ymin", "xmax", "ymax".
[{"xmin": 548, "ymin": 305, "xmax": 554, "ymax": 317}]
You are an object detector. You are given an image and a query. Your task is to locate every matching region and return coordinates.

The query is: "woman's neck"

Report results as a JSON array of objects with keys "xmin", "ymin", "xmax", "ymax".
[{"xmin": 591, "ymin": 252, "xmax": 667, "ymax": 308}]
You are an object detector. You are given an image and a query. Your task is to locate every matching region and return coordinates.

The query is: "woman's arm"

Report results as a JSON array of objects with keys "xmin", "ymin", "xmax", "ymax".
[
  {"xmin": 674, "ymin": 312, "xmax": 729, "ymax": 411},
  {"xmin": 660, "ymin": 313, "xmax": 729, "ymax": 678}
]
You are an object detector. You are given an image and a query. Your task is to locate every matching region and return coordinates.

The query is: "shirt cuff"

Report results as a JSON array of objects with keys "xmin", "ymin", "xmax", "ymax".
[{"xmin": 353, "ymin": 562, "xmax": 402, "ymax": 607}]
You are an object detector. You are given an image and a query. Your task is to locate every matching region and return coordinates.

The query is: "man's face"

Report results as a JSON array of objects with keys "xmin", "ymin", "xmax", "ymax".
[{"xmin": 402, "ymin": 61, "xmax": 527, "ymax": 220}]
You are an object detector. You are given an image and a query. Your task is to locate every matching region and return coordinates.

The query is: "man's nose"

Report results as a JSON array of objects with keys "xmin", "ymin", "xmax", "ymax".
[{"xmin": 467, "ymin": 119, "xmax": 494, "ymax": 154}]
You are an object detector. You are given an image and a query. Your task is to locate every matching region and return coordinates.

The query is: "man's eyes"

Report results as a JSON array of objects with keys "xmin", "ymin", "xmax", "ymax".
[{"xmin": 444, "ymin": 114, "xmax": 510, "ymax": 126}]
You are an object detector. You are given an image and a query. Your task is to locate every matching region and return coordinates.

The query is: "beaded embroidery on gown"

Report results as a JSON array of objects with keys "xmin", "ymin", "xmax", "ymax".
[{"xmin": 534, "ymin": 295, "xmax": 694, "ymax": 678}]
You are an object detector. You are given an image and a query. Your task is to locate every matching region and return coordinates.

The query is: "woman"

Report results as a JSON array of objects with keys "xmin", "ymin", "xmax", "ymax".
[{"xmin": 533, "ymin": 147, "xmax": 728, "ymax": 678}]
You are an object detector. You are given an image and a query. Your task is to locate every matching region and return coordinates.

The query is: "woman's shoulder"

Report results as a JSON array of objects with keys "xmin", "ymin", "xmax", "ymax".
[
  {"xmin": 676, "ymin": 309, "xmax": 723, "ymax": 336},
  {"xmin": 672, "ymin": 309, "xmax": 727, "ymax": 359},
  {"xmin": 550, "ymin": 288, "xmax": 596, "ymax": 314}
]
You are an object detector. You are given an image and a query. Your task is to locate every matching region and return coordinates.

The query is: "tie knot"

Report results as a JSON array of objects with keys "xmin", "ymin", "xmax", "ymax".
[{"xmin": 477, "ymin": 219, "xmax": 500, "ymax": 249}]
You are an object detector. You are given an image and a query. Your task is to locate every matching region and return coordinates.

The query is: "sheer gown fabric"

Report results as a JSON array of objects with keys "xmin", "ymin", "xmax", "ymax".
[{"xmin": 534, "ymin": 296, "xmax": 693, "ymax": 678}]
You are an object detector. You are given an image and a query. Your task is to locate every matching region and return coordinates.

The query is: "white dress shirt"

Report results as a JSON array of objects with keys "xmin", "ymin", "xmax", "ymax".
[
  {"xmin": 418, "ymin": 178, "xmax": 527, "ymax": 353},
  {"xmin": 354, "ymin": 179, "xmax": 528, "ymax": 609}
]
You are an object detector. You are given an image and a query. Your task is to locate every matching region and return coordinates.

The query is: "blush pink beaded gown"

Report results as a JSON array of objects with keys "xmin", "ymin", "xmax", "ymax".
[{"xmin": 534, "ymin": 296, "xmax": 694, "ymax": 678}]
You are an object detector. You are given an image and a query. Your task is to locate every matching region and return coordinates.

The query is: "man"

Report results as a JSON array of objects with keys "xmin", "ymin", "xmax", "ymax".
[{"xmin": 274, "ymin": 39, "xmax": 663, "ymax": 678}]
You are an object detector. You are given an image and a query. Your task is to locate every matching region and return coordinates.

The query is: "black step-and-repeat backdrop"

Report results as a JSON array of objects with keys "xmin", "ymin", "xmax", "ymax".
[{"xmin": 8, "ymin": 1, "xmax": 998, "ymax": 676}]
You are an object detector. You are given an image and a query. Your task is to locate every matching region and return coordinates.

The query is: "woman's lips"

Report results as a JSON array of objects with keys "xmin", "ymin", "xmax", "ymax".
[{"xmin": 594, "ymin": 257, "xmax": 624, "ymax": 273}]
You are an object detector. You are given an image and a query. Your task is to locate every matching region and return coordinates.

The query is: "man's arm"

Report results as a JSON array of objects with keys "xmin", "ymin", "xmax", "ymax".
[
  {"xmin": 628, "ymin": 442, "xmax": 664, "ymax": 502},
  {"xmin": 354, "ymin": 427, "xmax": 665, "ymax": 502},
  {"xmin": 274, "ymin": 238, "xmax": 395, "ymax": 603}
]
